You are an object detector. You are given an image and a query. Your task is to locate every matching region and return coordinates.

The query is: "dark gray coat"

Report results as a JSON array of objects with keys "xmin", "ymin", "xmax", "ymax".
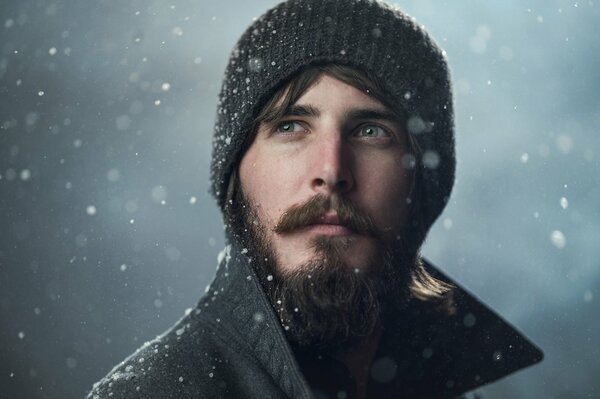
[{"xmin": 86, "ymin": 242, "xmax": 542, "ymax": 398}]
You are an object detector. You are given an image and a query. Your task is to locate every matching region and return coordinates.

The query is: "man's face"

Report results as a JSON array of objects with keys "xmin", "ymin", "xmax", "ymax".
[{"xmin": 239, "ymin": 75, "xmax": 413, "ymax": 275}]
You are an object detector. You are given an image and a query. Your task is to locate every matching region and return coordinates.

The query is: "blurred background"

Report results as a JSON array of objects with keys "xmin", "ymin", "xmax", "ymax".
[{"xmin": 1, "ymin": 0, "xmax": 598, "ymax": 398}]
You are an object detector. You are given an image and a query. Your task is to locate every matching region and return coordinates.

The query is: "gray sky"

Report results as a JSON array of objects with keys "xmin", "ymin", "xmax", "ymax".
[{"xmin": 1, "ymin": 1, "xmax": 599, "ymax": 398}]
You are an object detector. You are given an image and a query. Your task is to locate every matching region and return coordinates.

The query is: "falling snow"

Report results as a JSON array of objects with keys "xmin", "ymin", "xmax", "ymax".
[
  {"xmin": 550, "ymin": 230, "xmax": 566, "ymax": 249},
  {"xmin": 1, "ymin": 3, "xmax": 598, "ymax": 399}
]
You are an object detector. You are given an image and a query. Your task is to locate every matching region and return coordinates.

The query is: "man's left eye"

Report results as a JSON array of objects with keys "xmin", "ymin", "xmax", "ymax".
[
  {"xmin": 356, "ymin": 125, "xmax": 390, "ymax": 138},
  {"xmin": 275, "ymin": 121, "xmax": 305, "ymax": 133}
]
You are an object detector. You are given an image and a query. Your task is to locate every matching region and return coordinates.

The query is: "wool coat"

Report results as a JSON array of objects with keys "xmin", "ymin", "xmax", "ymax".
[{"xmin": 87, "ymin": 242, "xmax": 542, "ymax": 398}]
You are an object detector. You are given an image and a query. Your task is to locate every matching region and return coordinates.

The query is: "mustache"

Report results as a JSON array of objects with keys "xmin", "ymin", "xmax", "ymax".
[{"xmin": 273, "ymin": 194, "xmax": 380, "ymax": 238}]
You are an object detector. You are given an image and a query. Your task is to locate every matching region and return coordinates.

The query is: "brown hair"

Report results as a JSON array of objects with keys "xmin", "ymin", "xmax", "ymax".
[{"xmin": 227, "ymin": 63, "xmax": 453, "ymax": 303}]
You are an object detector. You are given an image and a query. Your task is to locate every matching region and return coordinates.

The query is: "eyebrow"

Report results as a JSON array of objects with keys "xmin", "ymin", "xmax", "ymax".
[
  {"xmin": 345, "ymin": 108, "xmax": 399, "ymax": 123},
  {"xmin": 282, "ymin": 104, "xmax": 321, "ymax": 118},
  {"xmin": 261, "ymin": 104, "xmax": 320, "ymax": 124},
  {"xmin": 274, "ymin": 105, "xmax": 398, "ymax": 123}
]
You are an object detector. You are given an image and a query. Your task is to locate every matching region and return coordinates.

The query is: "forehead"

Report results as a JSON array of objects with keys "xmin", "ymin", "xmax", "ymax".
[
  {"xmin": 260, "ymin": 73, "xmax": 394, "ymax": 126},
  {"xmin": 293, "ymin": 75, "xmax": 388, "ymax": 110},
  {"xmin": 255, "ymin": 65, "xmax": 397, "ymax": 121}
]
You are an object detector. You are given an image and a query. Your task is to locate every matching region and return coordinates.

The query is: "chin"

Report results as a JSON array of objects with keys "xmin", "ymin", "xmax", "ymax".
[
  {"xmin": 308, "ymin": 235, "xmax": 381, "ymax": 273},
  {"xmin": 274, "ymin": 234, "xmax": 381, "ymax": 275}
]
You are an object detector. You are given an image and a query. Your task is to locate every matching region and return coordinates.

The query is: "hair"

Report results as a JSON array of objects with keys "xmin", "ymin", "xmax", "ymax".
[{"xmin": 225, "ymin": 63, "xmax": 453, "ymax": 303}]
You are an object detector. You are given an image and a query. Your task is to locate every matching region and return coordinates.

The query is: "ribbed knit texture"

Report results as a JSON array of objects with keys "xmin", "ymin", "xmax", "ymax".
[{"xmin": 210, "ymin": 0, "xmax": 455, "ymax": 234}]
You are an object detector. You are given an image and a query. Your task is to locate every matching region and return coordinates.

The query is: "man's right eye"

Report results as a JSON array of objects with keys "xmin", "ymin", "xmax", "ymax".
[{"xmin": 275, "ymin": 121, "xmax": 306, "ymax": 134}]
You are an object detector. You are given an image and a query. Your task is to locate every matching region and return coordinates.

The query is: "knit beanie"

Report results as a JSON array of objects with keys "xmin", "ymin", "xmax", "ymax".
[{"xmin": 210, "ymin": 0, "xmax": 455, "ymax": 238}]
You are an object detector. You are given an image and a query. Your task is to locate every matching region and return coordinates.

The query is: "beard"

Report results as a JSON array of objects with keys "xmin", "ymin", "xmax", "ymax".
[{"xmin": 227, "ymin": 187, "xmax": 415, "ymax": 354}]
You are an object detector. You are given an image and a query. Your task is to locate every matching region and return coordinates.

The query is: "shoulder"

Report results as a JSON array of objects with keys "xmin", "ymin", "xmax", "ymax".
[{"xmin": 86, "ymin": 308, "xmax": 261, "ymax": 399}]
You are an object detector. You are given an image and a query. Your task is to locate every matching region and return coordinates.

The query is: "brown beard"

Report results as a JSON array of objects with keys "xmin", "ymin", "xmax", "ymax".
[{"xmin": 227, "ymin": 188, "xmax": 414, "ymax": 353}]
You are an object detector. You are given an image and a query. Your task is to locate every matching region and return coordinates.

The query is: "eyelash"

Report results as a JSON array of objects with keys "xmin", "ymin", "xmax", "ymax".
[
  {"xmin": 355, "ymin": 124, "xmax": 392, "ymax": 139},
  {"xmin": 272, "ymin": 120, "xmax": 394, "ymax": 140},
  {"xmin": 273, "ymin": 121, "xmax": 307, "ymax": 134}
]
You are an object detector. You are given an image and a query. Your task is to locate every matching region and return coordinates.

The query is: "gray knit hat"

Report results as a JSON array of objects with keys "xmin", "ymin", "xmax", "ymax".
[{"xmin": 211, "ymin": 0, "xmax": 455, "ymax": 236}]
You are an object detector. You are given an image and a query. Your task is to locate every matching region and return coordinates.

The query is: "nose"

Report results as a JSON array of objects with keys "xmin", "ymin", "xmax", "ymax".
[{"xmin": 310, "ymin": 137, "xmax": 354, "ymax": 194}]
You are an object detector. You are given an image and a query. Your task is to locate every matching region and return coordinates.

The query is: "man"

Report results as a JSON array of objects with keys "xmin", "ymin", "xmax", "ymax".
[{"xmin": 87, "ymin": 0, "xmax": 542, "ymax": 398}]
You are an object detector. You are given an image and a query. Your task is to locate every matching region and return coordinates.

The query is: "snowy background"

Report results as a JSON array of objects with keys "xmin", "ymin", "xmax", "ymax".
[{"xmin": 1, "ymin": 0, "xmax": 599, "ymax": 398}]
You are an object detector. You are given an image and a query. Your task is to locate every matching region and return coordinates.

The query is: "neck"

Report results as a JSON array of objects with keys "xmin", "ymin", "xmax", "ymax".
[{"xmin": 338, "ymin": 319, "xmax": 383, "ymax": 399}]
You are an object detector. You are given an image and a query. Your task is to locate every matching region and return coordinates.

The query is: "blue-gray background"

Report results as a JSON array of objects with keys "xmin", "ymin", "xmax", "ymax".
[{"xmin": 1, "ymin": 1, "xmax": 598, "ymax": 398}]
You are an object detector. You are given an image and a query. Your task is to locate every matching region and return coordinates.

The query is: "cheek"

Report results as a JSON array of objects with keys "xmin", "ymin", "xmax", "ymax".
[
  {"xmin": 239, "ymin": 149, "xmax": 294, "ymax": 226},
  {"xmin": 356, "ymin": 160, "xmax": 412, "ymax": 232}
]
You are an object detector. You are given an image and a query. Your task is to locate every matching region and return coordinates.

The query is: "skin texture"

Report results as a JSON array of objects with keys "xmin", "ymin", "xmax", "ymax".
[{"xmin": 239, "ymin": 75, "xmax": 413, "ymax": 276}]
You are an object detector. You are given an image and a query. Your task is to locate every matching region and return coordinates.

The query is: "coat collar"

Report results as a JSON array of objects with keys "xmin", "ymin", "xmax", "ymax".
[
  {"xmin": 381, "ymin": 258, "xmax": 544, "ymax": 396},
  {"xmin": 201, "ymin": 242, "xmax": 543, "ymax": 397}
]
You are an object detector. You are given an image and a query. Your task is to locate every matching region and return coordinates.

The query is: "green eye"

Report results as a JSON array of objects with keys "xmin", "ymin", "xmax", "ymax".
[
  {"xmin": 276, "ymin": 121, "xmax": 305, "ymax": 133},
  {"xmin": 358, "ymin": 125, "xmax": 389, "ymax": 138}
]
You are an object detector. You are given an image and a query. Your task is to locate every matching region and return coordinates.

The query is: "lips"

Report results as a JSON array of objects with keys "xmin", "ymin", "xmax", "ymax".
[{"xmin": 305, "ymin": 213, "xmax": 354, "ymax": 236}]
